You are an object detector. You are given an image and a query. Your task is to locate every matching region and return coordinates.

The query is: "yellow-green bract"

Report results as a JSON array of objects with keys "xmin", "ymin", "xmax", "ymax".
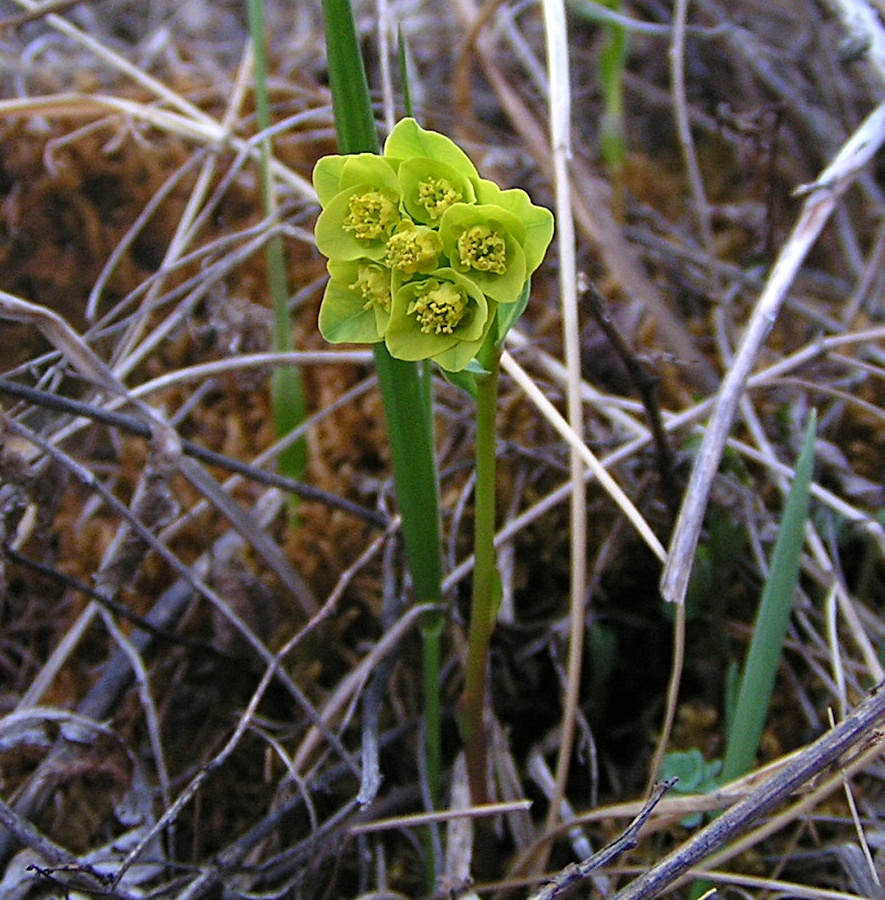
[{"xmin": 313, "ymin": 118, "xmax": 554, "ymax": 372}]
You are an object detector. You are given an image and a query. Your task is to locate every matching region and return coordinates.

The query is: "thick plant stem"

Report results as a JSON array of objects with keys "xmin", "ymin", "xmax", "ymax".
[
  {"xmin": 320, "ymin": 4, "xmax": 445, "ymax": 887},
  {"xmin": 374, "ymin": 347, "xmax": 445, "ymax": 800},
  {"xmin": 463, "ymin": 349, "xmax": 501, "ymax": 805}
]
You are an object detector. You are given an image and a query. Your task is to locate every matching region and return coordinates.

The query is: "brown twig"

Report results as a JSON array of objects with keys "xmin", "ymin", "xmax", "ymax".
[
  {"xmin": 0, "ymin": 0, "xmax": 85, "ymax": 31},
  {"xmin": 0, "ymin": 785, "xmax": 142, "ymax": 899},
  {"xmin": 526, "ymin": 778, "xmax": 677, "ymax": 900},
  {"xmin": 580, "ymin": 278, "xmax": 682, "ymax": 525},
  {"xmin": 611, "ymin": 681, "xmax": 885, "ymax": 900}
]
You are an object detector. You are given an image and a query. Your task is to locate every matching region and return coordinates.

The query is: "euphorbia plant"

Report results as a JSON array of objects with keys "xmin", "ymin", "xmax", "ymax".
[
  {"xmin": 315, "ymin": 118, "xmax": 552, "ymax": 373},
  {"xmin": 314, "ymin": 117, "xmax": 554, "ymax": 803}
]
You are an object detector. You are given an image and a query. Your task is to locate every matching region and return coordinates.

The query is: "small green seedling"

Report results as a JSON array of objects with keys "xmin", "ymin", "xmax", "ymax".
[{"xmin": 659, "ymin": 749, "xmax": 722, "ymax": 828}]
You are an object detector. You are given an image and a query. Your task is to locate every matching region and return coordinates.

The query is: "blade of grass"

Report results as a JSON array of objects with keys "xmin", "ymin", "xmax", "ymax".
[
  {"xmin": 320, "ymin": 0, "xmax": 445, "ymax": 885},
  {"xmin": 245, "ymin": 0, "xmax": 307, "ymax": 482},
  {"xmin": 721, "ymin": 410, "xmax": 818, "ymax": 782},
  {"xmin": 596, "ymin": 0, "xmax": 628, "ymax": 214}
]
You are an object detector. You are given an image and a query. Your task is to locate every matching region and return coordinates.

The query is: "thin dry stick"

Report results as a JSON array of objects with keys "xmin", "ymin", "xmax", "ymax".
[
  {"xmin": 447, "ymin": 323, "xmax": 885, "ymax": 600},
  {"xmin": 111, "ymin": 618, "xmax": 318, "ymax": 886},
  {"xmin": 823, "ymin": 0, "xmax": 885, "ymax": 90},
  {"xmin": 0, "ymin": 290, "xmax": 320, "ymax": 612},
  {"xmin": 0, "ymin": 488, "xmax": 283, "ymax": 869},
  {"xmin": 579, "ymin": 279, "xmax": 680, "ymax": 520},
  {"xmin": 0, "ymin": 797, "xmax": 144, "ymax": 900},
  {"xmin": 610, "ymin": 683, "xmax": 885, "ymax": 900},
  {"xmin": 449, "ymin": 0, "xmax": 718, "ymax": 393},
  {"xmin": 0, "ymin": 0, "xmax": 85, "ymax": 29},
  {"xmin": 500, "ymin": 351, "xmax": 666, "ymax": 561},
  {"xmin": 349, "ymin": 801, "xmax": 534, "ymax": 835},
  {"xmin": 670, "ymin": 0, "xmax": 717, "ymax": 268},
  {"xmin": 526, "ymin": 779, "xmax": 676, "ymax": 900},
  {"xmin": 576, "ymin": 278, "xmax": 685, "ymax": 792},
  {"xmin": 666, "ymin": 723, "xmax": 885, "ymax": 891},
  {"xmin": 111, "ymin": 530, "xmax": 401, "ymax": 886},
  {"xmin": 0, "ymin": 377, "xmax": 384, "ymax": 526},
  {"xmin": 292, "ymin": 601, "xmax": 432, "ymax": 773},
  {"xmin": 660, "ymin": 100, "xmax": 885, "ymax": 606},
  {"xmin": 109, "ymin": 45, "xmax": 256, "ymax": 361},
  {"xmin": 3, "ymin": 416, "xmax": 358, "ymax": 762},
  {"xmin": 0, "ymin": 93, "xmax": 315, "ymax": 198},
  {"xmin": 84, "ymin": 149, "xmax": 210, "ymax": 322}
]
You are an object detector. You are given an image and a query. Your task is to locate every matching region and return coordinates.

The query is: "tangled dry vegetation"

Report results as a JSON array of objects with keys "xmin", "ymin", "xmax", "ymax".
[{"xmin": 2, "ymin": 0, "xmax": 885, "ymax": 897}]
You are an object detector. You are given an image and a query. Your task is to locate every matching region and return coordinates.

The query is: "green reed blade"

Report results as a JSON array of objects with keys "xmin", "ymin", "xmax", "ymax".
[
  {"xmin": 320, "ymin": 0, "xmax": 444, "ymax": 882},
  {"xmin": 721, "ymin": 410, "xmax": 817, "ymax": 783}
]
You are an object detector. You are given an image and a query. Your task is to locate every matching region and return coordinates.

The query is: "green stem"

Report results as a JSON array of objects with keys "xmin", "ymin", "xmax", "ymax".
[{"xmin": 463, "ymin": 348, "xmax": 501, "ymax": 805}]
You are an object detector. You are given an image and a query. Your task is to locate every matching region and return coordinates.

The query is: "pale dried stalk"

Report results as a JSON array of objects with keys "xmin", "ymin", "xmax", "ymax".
[
  {"xmin": 539, "ymin": 0, "xmax": 589, "ymax": 852},
  {"xmin": 660, "ymin": 101, "xmax": 885, "ymax": 606}
]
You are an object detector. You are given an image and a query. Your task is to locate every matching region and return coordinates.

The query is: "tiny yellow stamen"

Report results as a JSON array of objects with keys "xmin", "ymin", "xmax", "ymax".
[
  {"xmin": 408, "ymin": 280, "xmax": 467, "ymax": 335},
  {"xmin": 456, "ymin": 224, "xmax": 507, "ymax": 274},
  {"xmin": 343, "ymin": 191, "xmax": 400, "ymax": 241},
  {"xmin": 417, "ymin": 176, "xmax": 463, "ymax": 220},
  {"xmin": 385, "ymin": 223, "xmax": 443, "ymax": 275},
  {"xmin": 350, "ymin": 264, "xmax": 392, "ymax": 313}
]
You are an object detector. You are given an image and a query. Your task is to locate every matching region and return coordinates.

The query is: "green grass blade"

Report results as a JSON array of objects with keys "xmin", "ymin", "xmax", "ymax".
[
  {"xmin": 397, "ymin": 26, "xmax": 414, "ymax": 119},
  {"xmin": 372, "ymin": 351, "xmax": 443, "ymax": 605},
  {"xmin": 319, "ymin": 1, "xmax": 445, "ymax": 882},
  {"xmin": 245, "ymin": 0, "xmax": 307, "ymax": 481},
  {"xmin": 321, "ymin": 0, "xmax": 379, "ymax": 153},
  {"xmin": 720, "ymin": 410, "xmax": 818, "ymax": 782}
]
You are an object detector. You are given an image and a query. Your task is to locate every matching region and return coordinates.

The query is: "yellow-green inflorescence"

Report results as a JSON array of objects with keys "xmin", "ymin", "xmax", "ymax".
[{"xmin": 314, "ymin": 118, "xmax": 553, "ymax": 372}]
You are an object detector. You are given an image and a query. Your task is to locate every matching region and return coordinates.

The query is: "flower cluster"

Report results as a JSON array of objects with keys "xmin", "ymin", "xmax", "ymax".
[{"xmin": 313, "ymin": 118, "xmax": 554, "ymax": 371}]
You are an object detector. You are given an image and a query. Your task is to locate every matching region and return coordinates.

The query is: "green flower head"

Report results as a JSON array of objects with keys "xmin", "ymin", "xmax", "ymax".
[
  {"xmin": 312, "ymin": 116, "xmax": 555, "ymax": 366},
  {"xmin": 318, "ymin": 258, "xmax": 392, "ymax": 345},
  {"xmin": 474, "ymin": 178, "xmax": 554, "ymax": 277},
  {"xmin": 398, "ymin": 158, "xmax": 477, "ymax": 225},
  {"xmin": 385, "ymin": 268, "xmax": 496, "ymax": 371},
  {"xmin": 385, "ymin": 220, "xmax": 444, "ymax": 275},
  {"xmin": 314, "ymin": 155, "xmax": 402, "ymax": 262},
  {"xmin": 315, "ymin": 183, "xmax": 402, "ymax": 261},
  {"xmin": 439, "ymin": 203, "xmax": 527, "ymax": 304}
]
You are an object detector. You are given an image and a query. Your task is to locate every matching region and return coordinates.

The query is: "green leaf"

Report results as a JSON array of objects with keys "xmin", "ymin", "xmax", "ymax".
[
  {"xmin": 661, "ymin": 748, "xmax": 706, "ymax": 792},
  {"xmin": 321, "ymin": 0, "xmax": 445, "ymax": 868},
  {"xmin": 313, "ymin": 155, "xmax": 349, "ymax": 206},
  {"xmin": 432, "ymin": 327, "xmax": 494, "ymax": 372},
  {"xmin": 720, "ymin": 411, "xmax": 818, "ymax": 783},
  {"xmin": 318, "ymin": 259, "xmax": 390, "ymax": 343},
  {"xmin": 320, "ymin": 0, "xmax": 378, "ymax": 155},
  {"xmin": 338, "ymin": 153, "xmax": 401, "ymax": 192},
  {"xmin": 384, "ymin": 117, "xmax": 481, "ymax": 181},
  {"xmin": 496, "ymin": 279, "xmax": 530, "ymax": 344},
  {"xmin": 442, "ymin": 366, "xmax": 479, "ymax": 398},
  {"xmin": 660, "ymin": 749, "xmax": 722, "ymax": 828}
]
